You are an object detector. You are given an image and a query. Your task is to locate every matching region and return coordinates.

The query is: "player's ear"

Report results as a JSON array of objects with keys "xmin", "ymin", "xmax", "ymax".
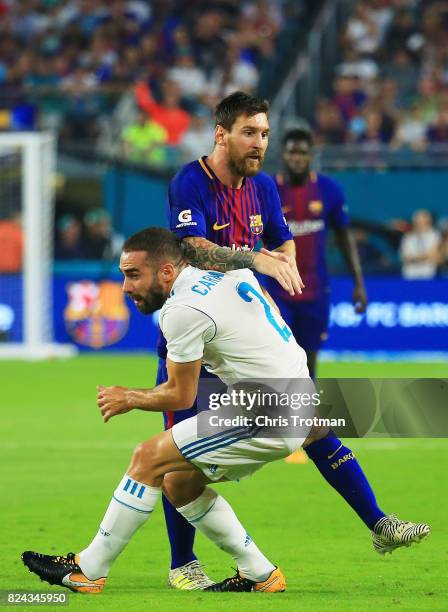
[
  {"xmin": 215, "ymin": 124, "xmax": 226, "ymax": 146},
  {"xmin": 158, "ymin": 262, "xmax": 176, "ymax": 283}
]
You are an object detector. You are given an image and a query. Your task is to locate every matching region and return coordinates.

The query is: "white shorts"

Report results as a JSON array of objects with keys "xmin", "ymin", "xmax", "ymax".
[{"xmin": 171, "ymin": 415, "xmax": 305, "ymax": 482}]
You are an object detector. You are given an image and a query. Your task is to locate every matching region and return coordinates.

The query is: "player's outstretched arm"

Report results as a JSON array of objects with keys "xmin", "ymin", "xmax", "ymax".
[
  {"xmin": 97, "ymin": 359, "xmax": 201, "ymax": 423},
  {"xmin": 182, "ymin": 236, "xmax": 302, "ymax": 295},
  {"xmin": 334, "ymin": 226, "xmax": 367, "ymax": 313}
]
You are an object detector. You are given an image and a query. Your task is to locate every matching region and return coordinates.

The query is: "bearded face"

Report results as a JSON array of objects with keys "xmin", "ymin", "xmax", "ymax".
[
  {"xmin": 227, "ymin": 138, "xmax": 265, "ymax": 177},
  {"xmin": 129, "ymin": 276, "xmax": 166, "ymax": 314},
  {"xmin": 120, "ymin": 251, "xmax": 169, "ymax": 315},
  {"xmin": 222, "ymin": 112, "xmax": 269, "ymax": 178}
]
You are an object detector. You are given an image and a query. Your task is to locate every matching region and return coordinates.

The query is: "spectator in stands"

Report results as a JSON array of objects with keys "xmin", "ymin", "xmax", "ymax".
[
  {"xmin": 336, "ymin": 48, "xmax": 379, "ymax": 83},
  {"xmin": 239, "ymin": 0, "xmax": 283, "ymax": 58},
  {"xmin": 391, "ymin": 102, "xmax": 427, "ymax": 150},
  {"xmin": 414, "ymin": 76, "xmax": 442, "ymax": 124},
  {"xmin": 367, "ymin": 0, "xmax": 394, "ymax": 43},
  {"xmin": 349, "ymin": 105, "xmax": 395, "ymax": 146},
  {"xmin": 427, "ymin": 106, "xmax": 448, "ymax": 143},
  {"xmin": 82, "ymin": 209, "xmax": 123, "ymax": 260},
  {"xmin": 191, "ymin": 10, "xmax": 227, "ymax": 77},
  {"xmin": 134, "ymin": 79, "xmax": 191, "ymax": 146},
  {"xmin": 400, "ymin": 209, "xmax": 441, "ymax": 279},
  {"xmin": 381, "ymin": 49, "xmax": 420, "ymax": 106},
  {"xmin": 332, "ymin": 75, "xmax": 367, "ymax": 124},
  {"xmin": 383, "ymin": 8, "xmax": 423, "ymax": 62},
  {"xmin": 55, "ymin": 214, "xmax": 85, "ymax": 260},
  {"xmin": 60, "ymin": 62, "xmax": 101, "ymax": 141},
  {"xmin": 0, "ymin": 210, "xmax": 23, "ymax": 273},
  {"xmin": 121, "ymin": 108, "xmax": 168, "ymax": 165},
  {"xmin": 179, "ymin": 106, "xmax": 214, "ymax": 163},
  {"xmin": 314, "ymin": 98, "xmax": 346, "ymax": 145},
  {"xmin": 207, "ymin": 35, "xmax": 259, "ymax": 98},
  {"xmin": 344, "ymin": 2, "xmax": 382, "ymax": 55},
  {"xmin": 167, "ymin": 51, "xmax": 208, "ymax": 100}
]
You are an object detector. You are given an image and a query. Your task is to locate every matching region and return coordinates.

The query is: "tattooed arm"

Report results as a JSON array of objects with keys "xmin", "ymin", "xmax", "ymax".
[
  {"xmin": 181, "ymin": 236, "xmax": 255, "ymax": 272},
  {"xmin": 182, "ymin": 236, "xmax": 302, "ymax": 295}
]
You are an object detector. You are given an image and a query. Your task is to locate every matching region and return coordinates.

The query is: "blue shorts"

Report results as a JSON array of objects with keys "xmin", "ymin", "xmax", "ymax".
[
  {"xmin": 157, "ymin": 357, "xmax": 218, "ymax": 430},
  {"xmin": 275, "ymin": 293, "xmax": 330, "ymax": 352}
]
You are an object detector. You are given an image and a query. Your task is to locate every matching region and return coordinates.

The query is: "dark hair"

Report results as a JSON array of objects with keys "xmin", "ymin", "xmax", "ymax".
[
  {"xmin": 215, "ymin": 91, "xmax": 269, "ymax": 130},
  {"xmin": 282, "ymin": 128, "xmax": 313, "ymax": 148},
  {"xmin": 123, "ymin": 227, "xmax": 182, "ymax": 264}
]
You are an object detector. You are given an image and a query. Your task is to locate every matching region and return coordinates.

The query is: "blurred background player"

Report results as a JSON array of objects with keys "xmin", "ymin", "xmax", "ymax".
[{"xmin": 267, "ymin": 128, "xmax": 368, "ymax": 380}]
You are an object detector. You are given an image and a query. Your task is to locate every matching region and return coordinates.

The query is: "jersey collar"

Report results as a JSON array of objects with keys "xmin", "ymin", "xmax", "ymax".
[
  {"xmin": 198, "ymin": 156, "xmax": 215, "ymax": 180},
  {"xmin": 169, "ymin": 265, "xmax": 194, "ymax": 296},
  {"xmin": 198, "ymin": 156, "xmax": 247, "ymax": 189}
]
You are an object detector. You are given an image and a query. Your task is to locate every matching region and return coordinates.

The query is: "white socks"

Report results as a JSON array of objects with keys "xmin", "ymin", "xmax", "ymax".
[
  {"xmin": 78, "ymin": 478, "xmax": 274, "ymax": 583},
  {"xmin": 177, "ymin": 488, "xmax": 275, "ymax": 582},
  {"xmin": 78, "ymin": 475, "xmax": 160, "ymax": 580}
]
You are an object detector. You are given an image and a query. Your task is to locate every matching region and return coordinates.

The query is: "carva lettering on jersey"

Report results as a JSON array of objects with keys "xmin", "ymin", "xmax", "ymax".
[{"xmin": 191, "ymin": 272, "xmax": 225, "ymax": 295}]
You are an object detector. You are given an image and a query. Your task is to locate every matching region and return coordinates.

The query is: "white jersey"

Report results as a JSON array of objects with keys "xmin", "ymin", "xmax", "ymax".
[{"xmin": 159, "ymin": 266, "xmax": 308, "ymax": 382}]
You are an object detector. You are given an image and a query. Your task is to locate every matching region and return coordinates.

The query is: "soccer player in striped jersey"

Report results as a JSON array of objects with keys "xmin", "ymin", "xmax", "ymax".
[
  {"xmin": 266, "ymin": 128, "xmax": 368, "ymax": 379},
  {"xmin": 158, "ymin": 91, "xmax": 303, "ymax": 589},
  {"xmin": 22, "ymin": 228, "xmax": 429, "ymax": 594}
]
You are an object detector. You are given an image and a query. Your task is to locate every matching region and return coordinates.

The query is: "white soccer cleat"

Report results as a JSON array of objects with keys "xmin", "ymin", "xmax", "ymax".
[
  {"xmin": 168, "ymin": 560, "xmax": 214, "ymax": 590},
  {"xmin": 372, "ymin": 514, "xmax": 430, "ymax": 555}
]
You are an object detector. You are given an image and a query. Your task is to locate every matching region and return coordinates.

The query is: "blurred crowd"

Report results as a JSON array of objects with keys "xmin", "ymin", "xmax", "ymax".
[
  {"xmin": 314, "ymin": 0, "xmax": 448, "ymax": 149},
  {"xmin": 0, "ymin": 207, "xmax": 125, "ymax": 271},
  {"xmin": 0, "ymin": 0, "xmax": 301, "ymax": 163},
  {"xmin": 54, "ymin": 209, "xmax": 124, "ymax": 260}
]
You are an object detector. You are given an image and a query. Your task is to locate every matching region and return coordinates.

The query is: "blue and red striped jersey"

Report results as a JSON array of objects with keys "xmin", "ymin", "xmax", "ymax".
[
  {"xmin": 268, "ymin": 171, "xmax": 349, "ymax": 302},
  {"xmin": 168, "ymin": 156, "xmax": 292, "ymax": 250}
]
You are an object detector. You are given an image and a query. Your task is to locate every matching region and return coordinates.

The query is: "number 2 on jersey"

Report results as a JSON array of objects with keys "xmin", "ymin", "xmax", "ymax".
[{"xmin": 236, "ymin": 281, "xmax": 292, "ymax": 342}]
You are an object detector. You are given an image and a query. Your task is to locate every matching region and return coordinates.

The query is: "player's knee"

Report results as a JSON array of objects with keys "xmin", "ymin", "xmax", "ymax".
[
  {"xmin": 130, "ymin": 438, "xmax": 162, "ymax": 477},
  {"xmin": 303, "ymin": 423, "xmax": 329, "ymax": 447}
]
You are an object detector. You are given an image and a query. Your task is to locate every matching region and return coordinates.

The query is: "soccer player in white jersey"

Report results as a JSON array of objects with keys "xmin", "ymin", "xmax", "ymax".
[{"xmin": 22, "ymin": 228, "xmax": 429, "ymax": 594}]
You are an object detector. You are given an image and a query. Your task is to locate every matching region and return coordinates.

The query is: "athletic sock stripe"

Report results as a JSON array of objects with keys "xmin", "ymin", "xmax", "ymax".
[
  {"xmin": 130, "ymin": 482, "xmax": 138, "ymax": 495},
  {"xmin": 123, "ymin": 478, "xmax": 132, "ymax": 492},
  {"xmin": 180, "ymin": 425, "xmax": 249, "ymax": 453},
  {"xmin": 188, "ymin": 498, "xmax": 217, "ymax": 523},
  {"xmin": 182, "ymin": 424, "xmax": 259, "ymax": 459},
  {"xmin": 137, "ymin": 485, "xmax": 146, "ymax": 499},
  {"xmin": 112, "ymin": 495, "xmax": 153, "ymax": 514}
]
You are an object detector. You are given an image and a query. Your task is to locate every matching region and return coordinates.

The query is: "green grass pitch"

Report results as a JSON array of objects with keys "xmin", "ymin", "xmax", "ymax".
[{"xmin": 2, "ymin": 356, "xmax": 447, "ymax": 611}]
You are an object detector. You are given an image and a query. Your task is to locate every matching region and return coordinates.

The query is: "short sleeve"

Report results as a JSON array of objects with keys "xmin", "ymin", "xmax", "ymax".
[
  {"xmin": 324, "ymin": 178, "xmax": 349, "ymax": 228},
  {"xmin": 160, "ymin": 305, "xmax": 216, "ymax": 363},
  {"xmin": 168, "ymin": 171, "xmax": 207, "ymax": 240},
  {"xmin": 262, "ymin": 177, "xmax": 293, "ymax": 250}
]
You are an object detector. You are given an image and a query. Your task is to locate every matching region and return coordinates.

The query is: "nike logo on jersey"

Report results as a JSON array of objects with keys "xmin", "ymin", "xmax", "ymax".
[
  {"xmin": 213, "ymin": 221, "xmax": 230, "ymax": 230},
  {"xmin": 327, "ymin": 443, "xmax": 343, "ymax": 460}
]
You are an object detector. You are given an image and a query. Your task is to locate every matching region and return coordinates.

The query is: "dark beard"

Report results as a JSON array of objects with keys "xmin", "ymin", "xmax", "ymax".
[
  {"xmin": 228, "ymin": 153, "xmax": 263, "ymax": 177},
  {"xmin": 132, "ymin": 284, "xmax": 166, "ymax": 314},
  {"xmin": 136, "ymin": 290, "xmax": 167, "ymax": 314}
]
